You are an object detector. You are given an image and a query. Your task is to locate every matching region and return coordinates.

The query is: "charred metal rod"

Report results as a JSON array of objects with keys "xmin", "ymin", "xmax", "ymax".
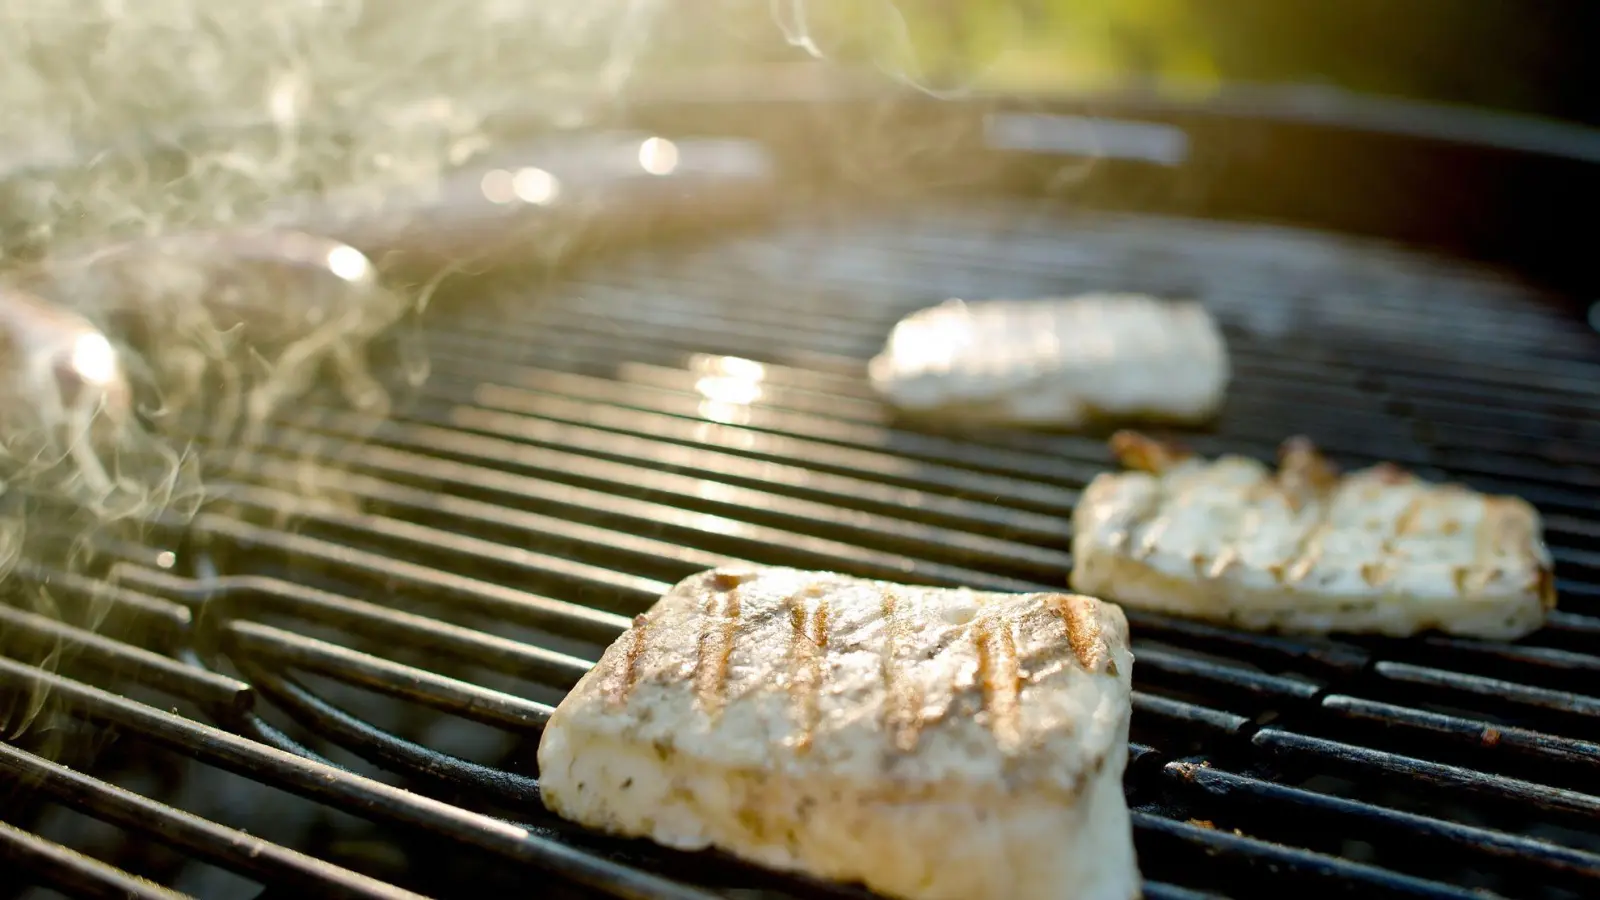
[
  {"xmin": 12, "ymin": 563, "xmax": 192, "ymax": 635},
  {"xmin": 0, "ymin": 657, "xmax": 718, "ymax": 900},
  {"xmin": 223, "ymin": 620, "xmax": 552, "ymax": 731},
  {"xmin": 0, "ymin": 817, "xmax": 193, "ymax": 900},
  {"xmin": 108, "ymin": 565, "xmax": 592, "ymax": 689},
  {"xmin": 0, "ymin": 742, "xmax": 425, "ymax": 900},
  {"xmin": 0, "ymin": 603, "xmax": 251, "ymax": 714}
]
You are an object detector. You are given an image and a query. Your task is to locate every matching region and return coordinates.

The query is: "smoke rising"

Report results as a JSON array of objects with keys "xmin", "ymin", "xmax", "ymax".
[
  {"xmin": 0, "ymin": 0, "xmax": 688, "ymax": 754},
  {"xmin": 0, "ymin": 1, "xmax": 673, "ymax": 250},
  {"xmin": 0, "ymin": 0, "xmax": 676, "ymax": 519}
]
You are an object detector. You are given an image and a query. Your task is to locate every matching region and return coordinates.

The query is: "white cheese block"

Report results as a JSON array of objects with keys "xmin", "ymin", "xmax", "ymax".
[
  {"xmin": 868, "ymin": 293, "xmax": 1229, "ymax": 427},
  {"xmin": 538, "ymin": 566, "xmax": 1140, "ymax": 900},
  {"xmin": 1071, "ymin": 432, "xmax": 1557, "ymax": 639}
]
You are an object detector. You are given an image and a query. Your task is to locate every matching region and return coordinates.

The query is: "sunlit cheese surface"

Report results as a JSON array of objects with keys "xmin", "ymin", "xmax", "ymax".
[{"xmin": 868, "ymin": 293, "xmax": 1229, "ymax": 427}]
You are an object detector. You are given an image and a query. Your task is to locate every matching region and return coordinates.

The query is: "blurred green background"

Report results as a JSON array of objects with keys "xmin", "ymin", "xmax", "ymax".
[{"xmin": 681, "ymin": 0, "xmax": 1599, "ymax": 125}]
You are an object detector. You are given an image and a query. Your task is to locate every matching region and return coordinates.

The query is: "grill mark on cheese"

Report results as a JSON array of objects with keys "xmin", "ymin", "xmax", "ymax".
[
  {"xmin": 1276, "ymin": 436, "xmax": 1339, "ymax": 512},
  {"xmin": 1484, "ymin": 498, "xmax": 1525, "ymax": 551},
  {"xmin": 787, "ymin": 592, "xmax": 830, "ymax": 754},
  {"xmin": 1206, "ymin": 547, "xmax": 1239, "ymax": 579},
  {"xmin": 1053, "ymin": 594, "xmax": 1103, "ymax": 672},
  {"xmin": 694, "ymin": 588, "xmax": 741, "ymax": 715},
  {"xmin": 1467, "ymin": 498, "xmax": 1518, "ymax": 595},
  {"xmin": 602, "ymin": 614, "xmax": 651, "ymax": 707},
  {"xmin": 1520, "ymin": 520, "xmax": 1558, "ymax": 609},
  {"xmin": 1105, "ymin": 487, "xmax": 1165, "ymax": 557},
  {"xmin": 879, "ymin": 589, "xmax": 925, "ymax": 754},
  {"xmin": 1132, "ymin": 514, "xmax": 1169, "ymax": 560},
  {"xmin": 1211, "ymin": 505, "xmax": 1266, "ymax": 581},
  {"xmin": 1270, "ymin": 442, "xmax": 1342, "ymax": 584},
  {"xmin": 1133, "ymin": 465, "xmax": 1210, "ymax": 560},
  {"xmin": 1283, "ymin": 519, "xmax": 1332, "ymax": 584},
  {"xmin": 1393, "ymin": 495, "xmax": 1427, "ymax": 536},
  {"xmin": 1360, "ymin": 562, "xmax": 1391, "ymax": 587},
  {"xmin": 1111, "ymin": 430, "xmax": 1191, "ymax": 473},
  {"xmin": 1149, "ymin": 460, "xmax": 1227, "ymax": 561},
  {"xmin": 1536, "ymin": 564, "xmax": 1558, "ymax": 609},
  {"xmin": 972, "ymin": 603, "xmax": 1023, "ymax": 750}
]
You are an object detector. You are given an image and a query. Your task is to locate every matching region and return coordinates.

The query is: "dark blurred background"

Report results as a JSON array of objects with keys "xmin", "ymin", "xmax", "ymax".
[{"xmin": 667, "ymin": 0, "xmax": 1600, "ymax": 126}]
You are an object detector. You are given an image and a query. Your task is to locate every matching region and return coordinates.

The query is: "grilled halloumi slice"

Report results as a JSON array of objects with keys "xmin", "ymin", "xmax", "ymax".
[
  {"xmin": 538, "ymin": 566, "xmax": 1139, "ymax": 900},
  {"xmin": 868, "ymin": 293, "xmax": 1229, "ymax": 427},
  {"xmin": 1071, "ymin": 432, "xmax": 1557, "ymax": 639}
]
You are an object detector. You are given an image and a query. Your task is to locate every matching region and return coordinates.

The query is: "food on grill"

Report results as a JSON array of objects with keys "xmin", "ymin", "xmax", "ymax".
[
  {"xmin": 538, "ymin": 566, "xmax": 1140, "ymax": 900},
  {"xmin": 19, "ymin": 229, "xmax": 409, "ymax": 435},
  {"xmin": 867, "ymin": 293, "xmax": 1229, "ymax": 427},
  {"xmin": 1071, "ymin": 431, "xmax": 1557, "ymax": 639}
]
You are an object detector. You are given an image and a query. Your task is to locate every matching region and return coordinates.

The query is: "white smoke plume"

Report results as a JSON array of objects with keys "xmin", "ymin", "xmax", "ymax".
[
  {"xmin": 0, "ymin": 1, "xmax": 672, "ymax": 250},
  {"xmin": 0, "ymin": 0, "xmax": 679, "ymax": 544}
]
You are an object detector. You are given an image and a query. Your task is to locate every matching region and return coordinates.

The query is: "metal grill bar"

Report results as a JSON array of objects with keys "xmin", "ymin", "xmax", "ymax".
[
  {"xmin": 255, "ymin": 413, "xmax": 1048, "ymax": 589},
  {"xmin": 1127, "ymin": 813, "xmax": 1490, "ymax": 899},
  {"xmin": 1372, "ymin": 661, "xmax": 1600, "ymax": 731},
  {"xmin": 1251, "ymin": 730, "xmax": 1600, "ymax": 825},
  {"xmin": 0, "ymin": 658, "xmax": 719, "ymax": 900},
  {"xmin": 0, "ymin": 818, "xmax": 190, "ymax": 900},
  {"xmin": 425, "ymin": 312, "xmax": 1600, "ymax": 509},
  {"xmin": 105, "ymin": 567, "xmax": 592, "ymax": 687},
  {"xmin": 213, "ymin": 444, "xmax": 1365, "ymax": 704},
  {"xmin": 197, "ymin": 513, "xmax": 633, "ymax": 642},
  {"xmin": 9, "ymin": 564, "xmax": 193, "ymax": 637},
  {"xmin": 1165, "ymin": 762, "xmax": 1600, "ymax": 888},
  {"xmin": 418, "ymin": 307, "xmax": 1600, "ymax": 545},
  {"xmin": 0, "ymin": 604, "xmax": 250, "ymax": 713},
  {"xmin": 222, "ymin": 622, "xmax": 552, "ymax": 732},
  {"xmin": 229, "ymin": 659, "xmax": 547, "ymax": 808},
  {"xmin": 0, "ymin": 743, "xmax": 424, "ymax": 900}
]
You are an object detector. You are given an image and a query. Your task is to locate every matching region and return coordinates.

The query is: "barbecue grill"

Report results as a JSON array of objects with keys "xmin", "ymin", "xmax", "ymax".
[{"xmin": 4, "ymin": 76, "xmax": 1600, "ymax": 900}]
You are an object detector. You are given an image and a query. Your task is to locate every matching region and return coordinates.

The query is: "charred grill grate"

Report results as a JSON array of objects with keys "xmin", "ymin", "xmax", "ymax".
[{"xmin": 4, "ymin": 198, "xmax": 1600, "ymax": 900}]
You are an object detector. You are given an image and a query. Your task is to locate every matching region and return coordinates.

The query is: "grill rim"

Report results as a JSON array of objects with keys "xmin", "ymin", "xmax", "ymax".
[{"xmin": 613, "ymin": 78, "xmax": 1600, "ymax": 304}]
